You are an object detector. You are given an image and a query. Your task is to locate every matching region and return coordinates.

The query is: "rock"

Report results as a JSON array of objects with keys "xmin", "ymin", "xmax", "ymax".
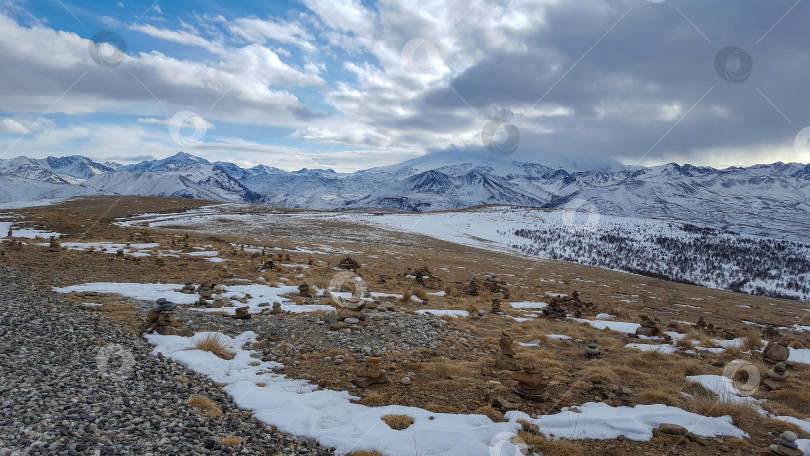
[
  {"xmin": 762, "ymin": 340, "xmax": 790, "ymax": 363},
  {"xmin": 781, "ymin": 431, "xmax": 798, "ymax": 442},
  {"xmin": 344, "ymin": 317, "xmax": 361, "ymax": 325},
  {"xmin": 658, "ymin": 423, "xmax": 688, "ymax": 436},
  {"xmin": 400, "ymin": 377, "xmax": 411, "ymax": 385},
  {"xmin": 492, "ymin": 396, "xmax": 519, "ymax": 409},
  {"xmin": 760, "ymin": 430, "xmax": 804, "ymax": 455},
  {"xmin": 330, "ymin": 322, "xmax": 348, "ymax": 331},
  {"xmin": 321, "ymin": 310, "xmax": 338, "ymax": 321}
]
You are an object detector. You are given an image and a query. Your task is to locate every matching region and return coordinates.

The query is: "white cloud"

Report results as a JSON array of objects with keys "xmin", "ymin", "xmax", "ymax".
[
  {"xmin": 130, "ymin": 23, "xmax": 222, "ymax": 53},
  {"xmin": 229, "ymin": 17, "xmax": 316, "ymax": 52}
]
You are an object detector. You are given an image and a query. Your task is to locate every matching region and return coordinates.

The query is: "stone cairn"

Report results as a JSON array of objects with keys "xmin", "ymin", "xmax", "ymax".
[
  {"xmin": 271, "ymin": 301, "xmax": 283, "ymax": 315},
  {"xmin": 762, "ymin": 339, "xmax": 791, "ymax": 364},
  {"xmin": 353, "ymin": 357, "xmax": 387, "ymax": 387},
  {"xmin": 543, "ymin": 291, "xmax": 592, "ymax": 318},
  {"xmin": 585, "ymin": 343, "xmax": 602, "ymax": 359},
  {"xmin": 141, "ymin": 298, "xmax": 193, "ymax": 336},
  {"xmin": 762, "ymin": 362, "xmax": 790, "ymax": 391},
  {"xmin": 511, "ymin": 364, "xmax": 545, "ymax": 400},
  {"xmin": 635, "ymin": 314, "xmax": 662, "ymax": 337},
  {"xmin": 298, "ymin": 283, "xmax": 311, "ymax": 297},
  {"xmin": 328, "ymin": 296, "xmax": 367, "ymax": 331},
  {"xmin": 337, "ymin": 256, "xmax": 361, "ymax": 271},
  {"xmin": 758, "ymin": 430, "xmax": 802, "ymax": 456},
  {"xmin": 495, "ymin": 332, "xmax": 519, "ymax": 371},
  {"xmin": 48, "ymin": 236, "xmax": 60, "ymax": 251},
  {"xmin": 211, "ymin": 285, "xmax": 229, "ymax": 308},
  {"xmin": 412, "ymin": 266, "xmax": 443, "ymax": 290},
  {"xmin": 232, "ymin": 306, "xmax": 251, "ymax": 320},
  {"xmin": 181, "ymin": 282, "xmax": 196, "ymax": 294},
  {"xmin": 6, "ymin": 226, "xmax": 12, "ymax": 238},
  {"xmin": 490, "ymin": 293, "xmax": 504, "ymax": 315}
]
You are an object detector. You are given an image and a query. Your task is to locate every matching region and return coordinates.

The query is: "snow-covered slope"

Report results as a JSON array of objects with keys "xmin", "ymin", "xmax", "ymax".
[
  {"xmin": 83, "ymin": 172, "xmax": 224, "ymax": 200},
  {"xmin": 0, "ymin": 157, "xmax": 68, "ymax": 184},
  {"xmin": 0, "ymin": 174, "xmax": 103, "ymax": 203}
]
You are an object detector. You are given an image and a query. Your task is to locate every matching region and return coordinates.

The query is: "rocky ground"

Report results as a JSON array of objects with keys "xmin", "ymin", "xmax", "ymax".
[{"xmin": 0, "ymin": 265, "xmax": 334, "ymax": 455}]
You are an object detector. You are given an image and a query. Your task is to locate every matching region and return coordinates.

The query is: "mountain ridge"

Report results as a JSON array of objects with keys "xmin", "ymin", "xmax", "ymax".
[{"xmin": 1, "ymin": 151, "xmax": 808, "ymax": 241}]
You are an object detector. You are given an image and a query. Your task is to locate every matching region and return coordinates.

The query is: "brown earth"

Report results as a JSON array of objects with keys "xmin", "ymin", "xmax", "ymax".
[{"xmin": 2, "ymin": 195, "xmax": 809, "ymax": 455}]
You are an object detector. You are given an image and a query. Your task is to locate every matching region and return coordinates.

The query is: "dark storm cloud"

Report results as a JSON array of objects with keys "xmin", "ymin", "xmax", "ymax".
[{"xmin": 416, "ymin": 0, "xmax": 810, "ymax": 164}]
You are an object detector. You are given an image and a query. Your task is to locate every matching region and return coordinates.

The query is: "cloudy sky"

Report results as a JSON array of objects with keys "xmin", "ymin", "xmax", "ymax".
[{"xmin": 0, "ymin": 0, "xmax": 808, "ymax": 171}]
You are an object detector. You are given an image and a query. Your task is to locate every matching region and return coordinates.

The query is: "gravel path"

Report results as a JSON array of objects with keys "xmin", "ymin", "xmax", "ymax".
[{"xmin": 0, "ymin": 265, "xmax": 334, "ymax": 455}]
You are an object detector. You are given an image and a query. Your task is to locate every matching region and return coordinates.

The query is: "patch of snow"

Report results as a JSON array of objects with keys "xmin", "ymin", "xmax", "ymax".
[
  {"xmin": 625, "ymin": 343, "xmax": 678, "ymax": 354},
  {"xmin": 416, "ymin": 309, "xmax": 469, "ymax": 318},
  {"xmin": 509, "ymin": 301, "xmax": 548, "ymax": 310},
  {"xmin": 145, "ymin": 331, "xmax": 748, "ymax": 455},
  {"xmin": 572, "ymin": 318, "xmax": 641, "ymax": 334}
]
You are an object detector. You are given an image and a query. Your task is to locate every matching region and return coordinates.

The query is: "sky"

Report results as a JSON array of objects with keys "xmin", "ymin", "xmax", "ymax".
[{"xmin": 0, "ymin": 0, "xmax": 808, "ymax": 172}]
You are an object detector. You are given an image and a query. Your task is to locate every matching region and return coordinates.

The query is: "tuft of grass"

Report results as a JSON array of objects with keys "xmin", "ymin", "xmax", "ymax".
[
  {"xmin": 191, "ymin": 333, "xmax": 234, "ymax": 360},
  {"xmin": 381, "ymin": 414, "xmax": 414, "ymax": 430},
  {"xmin": 255, "ymin": 382, "xmax": 267, "ymax": 387},
  {"xmin": 474, "ymin": 405, "xmax": 504, "ymax": 422},
  {"xmin": 517, "ymin": 430, "xmax": 582, "ymax": 456},
  {"xmin": 172, "ymin": 376, "xmax": 192, "ymax": 383},
  {"xmin": 687, "ymin": 391, "xmax": 759, "ymax": 429},
  {"xmin": 360, "ymin": 393, "xmax": 386, "ymax": 406},
  {"xmin": 219, "ymin": 436, "xmax": 245, "ymax": 447},
  {"xmin": 188, "ymin": 394, "xmax": 223, "ymax": 417},
  {"xmin": 400, "ymin": 285, "xmax": 428, "ymax": 303},
  {"xmin": 583, "ymin": 367, "xmax": 618, "ymax": 384}
]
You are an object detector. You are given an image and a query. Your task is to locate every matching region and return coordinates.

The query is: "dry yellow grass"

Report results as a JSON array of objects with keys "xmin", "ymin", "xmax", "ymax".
[
  {"xmin": 360, "ymin": 393, "xmax": 386, "ymax": 406},
  {"xmin": 191, "ymin": 333, "xmax": 233, "ymax": 360},
  {"xmin": 473, "ymin": 405, "xmax": 504, "ymax": 422},
  {"xmin": 687, "ymin": 392, "xmax": 760, "ymax": 429},
  {"xmin": 172, "ymin": 376, "xmax": 191, "ymax": 383},
  {"xmin": 400, "ymin": 284, "xmax": 427, "ymax": 303},
  {"xmin": 583, "ymin": 367, "xmax": 618, "ymax": 384},
  {"xmin": 255, "ymin": 382, "xmax": 267, "ymax": 387},
  {"xmin": 219, "ymin": 436, "xmax": 245, "ymax": 447},
  {"xmin": 382, "ymin": 414, "xmax": 414, "ymax": 430},
  {"xmin": 517, "ymin": 430, "xmax": 582, "ymax": 456},
  {"xmin": 188, "ymin": 394, "xmax": 223, "ymax": 417}
]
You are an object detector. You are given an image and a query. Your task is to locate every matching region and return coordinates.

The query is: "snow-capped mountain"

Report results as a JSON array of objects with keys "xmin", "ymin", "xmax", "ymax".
[{"xmin": 1, "ymin": 151, "xmax": 809, "ymax": 241}]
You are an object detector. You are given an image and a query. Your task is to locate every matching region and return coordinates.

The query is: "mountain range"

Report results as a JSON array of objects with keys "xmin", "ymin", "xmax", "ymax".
[{"xmin": 1, "ymin": 151, "xmax": 808, "ymax": 241}]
